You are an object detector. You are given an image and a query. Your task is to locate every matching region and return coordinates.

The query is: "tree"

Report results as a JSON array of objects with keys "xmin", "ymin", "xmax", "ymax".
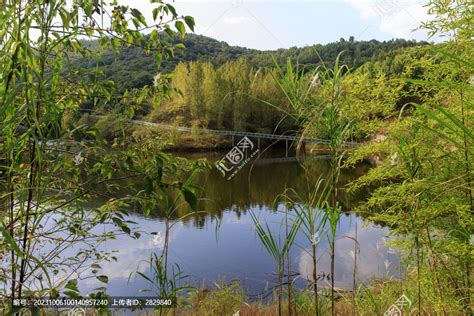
[{"xmin": 0, "ymin": 0, "xmax": 197, "ymax": 310}]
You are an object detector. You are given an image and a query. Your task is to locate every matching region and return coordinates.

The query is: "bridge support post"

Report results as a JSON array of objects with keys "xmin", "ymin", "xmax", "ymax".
[
  {"xmin": 285, "ymin": 140, "xmax": 288, "ymax": 157},
  {"xmin": 232, "ymin": 135, "xmax": 234, "ymax": 146},
  {"xmin": 257, "ymin": 137, "xmax": 260, "ymax": 149}
]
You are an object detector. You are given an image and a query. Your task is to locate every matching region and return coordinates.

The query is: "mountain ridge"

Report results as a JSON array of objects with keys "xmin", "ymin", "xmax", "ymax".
[{"xmin": 72, "ymin": 33, "xmax": 428, "ymax": 91}]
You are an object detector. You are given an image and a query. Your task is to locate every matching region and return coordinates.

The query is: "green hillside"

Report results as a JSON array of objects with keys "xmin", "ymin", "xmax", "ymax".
[{"xmin": 71, "ymin": 33, "xmax": 427, "ymax": 91}]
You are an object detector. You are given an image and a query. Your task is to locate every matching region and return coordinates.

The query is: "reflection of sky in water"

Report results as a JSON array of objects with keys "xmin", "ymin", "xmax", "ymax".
[
  {"xmin": 298, "ymin": 223, "xmax": 399, "ymax": 289},
  {"xmin": 74, "ymin": 205, "xmax": 398, "ymax": 297},
  {"xmin": 11, "ymin": 157, "xmax": 390, "ymax": 301}
]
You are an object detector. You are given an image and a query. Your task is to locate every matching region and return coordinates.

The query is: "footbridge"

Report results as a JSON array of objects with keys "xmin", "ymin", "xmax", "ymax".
[{"xmin": 133, "ymin": 119, "xmax": 359, "ymax": 155}]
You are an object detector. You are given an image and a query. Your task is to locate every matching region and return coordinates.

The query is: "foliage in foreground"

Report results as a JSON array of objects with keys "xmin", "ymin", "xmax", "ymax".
[
  {"xmin": 0, "ymin": 0, "xmax": 199, "ymax": 314},
  {"xmin": 177, "ymin": 272, "xmax": 465, "ymax": 316},
  {"xmin": 246, "ymin": 1, "xmax": 472, "ymax": 315},
  {"xmin": 0, "ymin": 0, "xmax": 471, "ymax": 316}
]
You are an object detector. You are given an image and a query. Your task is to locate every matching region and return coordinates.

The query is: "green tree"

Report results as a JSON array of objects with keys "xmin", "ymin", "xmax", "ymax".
[
  {"xmin": 346, "ymin": 1, "xmax": 473, "ymax": 314},
  {"xmin": 0, "ymin": 0, "xmax": 197, "ymax": 311}
]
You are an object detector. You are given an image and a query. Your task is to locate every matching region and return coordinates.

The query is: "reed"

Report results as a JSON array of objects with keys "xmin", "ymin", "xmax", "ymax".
[
  {"xmin": 250, "ymin": 210, "xmax": 301, "ymax": 316},
  {"xmin": 281, "ymin": 178, "xmax": 330, "ymax": 315}
]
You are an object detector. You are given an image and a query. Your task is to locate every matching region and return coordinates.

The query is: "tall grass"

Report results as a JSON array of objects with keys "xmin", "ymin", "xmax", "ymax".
[
  {"xmin": 135, "ymin": 155, "xmax": 207, "ymax": 315},
  {"xmin": 281, "ymin": 179, "xmax": 330, "ymax": 315},
  {"xmin": 256, "ymin": 53, "xmax": 352, "ymax": 315},
  {"xmin": 250, "ymin": 211, "xmax": 301, "ymax": 316},
  {"xmin": 403, "ymin": 46, "xmax": 473, "ymax": 313}
]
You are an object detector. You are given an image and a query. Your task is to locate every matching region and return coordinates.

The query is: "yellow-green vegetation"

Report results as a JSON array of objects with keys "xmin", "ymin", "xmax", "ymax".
[
  {"xmin": 147, "ymin": 45, "xmax": 448, "ymax": 143},
  {"xmin": 241, "ymin": 1, "xmax": 472, "ymax": 315},
  {"xmin": 72, "ymin": 34, "xmax": 425, "ymax": 93},
  {"xmin": 0, "ymin": 0, "xmax": 472, "ymax": 315},
  {"xmin": 176, "ymin": 271, "xmax": 467, "ymax": 316},
  {"xmin": 185, "ymin": 282, "xmax": 246, "ymax": 316},
  {"xmin": 147, "ymin": 58, "xmax": 294, "ymax": 134}
]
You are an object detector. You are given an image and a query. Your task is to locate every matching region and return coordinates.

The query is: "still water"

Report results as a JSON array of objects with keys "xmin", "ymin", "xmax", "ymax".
[{"xmin": 74, "ymin": 151, "xmax": 398, "ymax": 297}]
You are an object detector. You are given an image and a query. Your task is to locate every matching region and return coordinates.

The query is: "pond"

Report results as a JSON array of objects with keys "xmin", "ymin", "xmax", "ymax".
[{"xmin": 69, "ymin": 149, "xmax": 399, "ymax": 298}]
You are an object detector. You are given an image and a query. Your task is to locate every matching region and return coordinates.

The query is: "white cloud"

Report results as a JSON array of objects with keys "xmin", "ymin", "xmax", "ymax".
[
  {"xmin": 347, "ymin": 0, "xmax": 430, "ymax": 38},
  {"xmin": 298, "ymin": 224, "xmax": 398, "ymax": 288}
]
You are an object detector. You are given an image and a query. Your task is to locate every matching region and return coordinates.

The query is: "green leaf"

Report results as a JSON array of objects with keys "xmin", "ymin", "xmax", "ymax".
[
  {"xmin": 154, "ymin": 53, "xmax": 162, "ymax": 69},
  {"xmin": 137, "ymin": 271, "xmax": 154, "ymax": 284},
  {"xmin": 121, "ymin": 225, "xmax": 131, "ymax": 235},
  {"xmin": 144, "ymin": 175, "xmax": 153, "ymax": 195},
  {"xmin": 50, "ymin": 288, "xmax": 59, "ymax": 298},
  {"xmin": 125, "ymin": 106, "xmax": 134, "ymax": 119},
  {"xmin": 65, "ymin": 279, "xmax": 79, "ymax": 292},
  {"xmin": 175, "ymin": 21, "xmax": 185, "ymax": 38},
  {"xmin": 166, "ymin": 4, "xmax": 177, "ymax": 17},
  {"xmin": 112, "ymin": 37, "xmax": 120, "ymax": 48},
  {"xmin": 96, "ymin": 275, "xmax": 109, "ymax": 283},
  {"xmin": 11, "ymin": 41, "xmax": 21, "ymax": 54},
  {"xmin": 50, "ymin": 52, "xmax": 62, "ymax": 92},
  {"xmin": 182, "ymin": 188, "xmax": 197, "ymax": 211},
  {"xmin": 94, "ymin": 287, "xmax": 107, "ymax": 292},
  {"xmin": 85, "ymin": 27, "xmax": 94, "ymax": 36},
  {"xmin": 164, "ymin": 24, "xmax": 174, "ymax": 38},
  {"xmin": 184, "ymin": 16, "xmax": 195, "ymax": 32},
  {"xmin": 152, "ymin": 8, "xmax": 159, "ymax": 21},
  {"xmin": 111, "ymin": 217, "xmax": 123, "ymax": 227},
  {"xmin": 59, "ymin": 9, "xmax": 70, "ymax": 29},
  {"xmin": 156, "ymin": 166, "xmax": 163, "ymax": 181},
  {"xmin": 131, "ymin": 8, "xmax": 147, "ymax": 27},
  {"xmin": 0, "ymin": 225, "xmax": 24, "ymax": 259},
  {"xmin": 63, "ymin": 290, "xmax": 81, "ymax": 298},
  {"xmin": 150, "ymin": 29, "xmax": 159, "ymax": 42}
]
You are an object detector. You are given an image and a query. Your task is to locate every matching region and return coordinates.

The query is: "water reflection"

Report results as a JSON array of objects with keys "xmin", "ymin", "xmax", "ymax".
[
  {"xmin": 158, "ymin": 151, "xmax": 372, "ymax": 228},
  {"xmin": 298, "ymin": 223, "xmax": 399, "ymax": 289},
  {"xmin": 2, "ymin": 150, "xmax": 393, "ymax": 299},
  {"xmin": 73, "ymin": 151, "xmax": 396, "ymax": 297},
  {"xmin": 77, "ymin": 208, "xmax": 398, "ymax": 297}
]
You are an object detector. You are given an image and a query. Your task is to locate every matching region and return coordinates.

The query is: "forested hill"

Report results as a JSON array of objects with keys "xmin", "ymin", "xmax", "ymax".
[{"xmin": 72, "ymin": 33, "xmax": 428, "ymax": 91}]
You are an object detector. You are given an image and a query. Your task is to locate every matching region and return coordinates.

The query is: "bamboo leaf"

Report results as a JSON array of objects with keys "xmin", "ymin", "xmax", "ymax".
[{"xmin": 0, "ymin": 225, "xmax": 24, "ymax": 259}]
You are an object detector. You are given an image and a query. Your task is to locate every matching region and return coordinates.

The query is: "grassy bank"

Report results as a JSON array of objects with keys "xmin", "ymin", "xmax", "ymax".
[{"xmin": 174, "ymin": 271, "xmax": 467, "ymax": 315}]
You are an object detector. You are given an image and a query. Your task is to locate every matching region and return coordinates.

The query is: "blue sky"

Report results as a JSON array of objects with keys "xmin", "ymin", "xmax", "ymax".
[{"xmin": 123, "ymin": 0, "xmax": 434, "ymax": 50}]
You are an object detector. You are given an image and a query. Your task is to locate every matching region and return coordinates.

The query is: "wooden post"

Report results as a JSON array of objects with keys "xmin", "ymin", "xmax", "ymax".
[
  {"xmin": 286, "ymin": 139, "xmax": 288, "ymax": 157},
  {"xmin": 258, "ymin": 137, "xmax": 260, "ymax": 149}
]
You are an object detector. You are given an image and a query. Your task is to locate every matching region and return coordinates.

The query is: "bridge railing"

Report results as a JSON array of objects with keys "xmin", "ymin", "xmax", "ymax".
[{"xmin": 133, "ymin": 119, "xmax": 359, "ymax": 147}]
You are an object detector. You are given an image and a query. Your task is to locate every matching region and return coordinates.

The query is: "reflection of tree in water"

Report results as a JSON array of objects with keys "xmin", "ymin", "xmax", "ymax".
[
  {"xmin": 163, "ymin": 158, "xmax": 372, "ymax": 228},
  {"xmin": 82, "ymin": 154, "xmax": 372, "ymax": 229}
]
